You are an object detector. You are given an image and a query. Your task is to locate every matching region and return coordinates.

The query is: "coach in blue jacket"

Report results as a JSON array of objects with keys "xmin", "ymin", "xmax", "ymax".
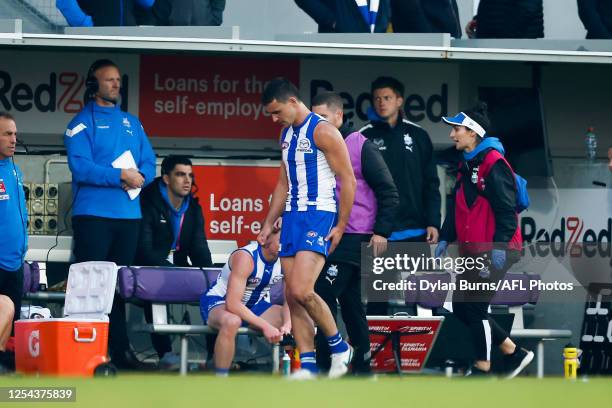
[{"xmin": 64, "ymin": 59, "xmax": 156, "ymax": 368}]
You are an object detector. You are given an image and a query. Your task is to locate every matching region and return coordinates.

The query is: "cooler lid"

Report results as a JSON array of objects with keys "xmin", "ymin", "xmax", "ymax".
[{"xmin": 63, "ymin": 262, "xmax": 117, "ymax": 319}]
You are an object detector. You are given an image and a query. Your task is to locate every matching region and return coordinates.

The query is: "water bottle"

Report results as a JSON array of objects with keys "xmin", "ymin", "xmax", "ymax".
[
  {"xmin": 585, "ymin": 127, "xmax": 597, "ymax": 161},
  {"xmin": 282, "ymin": 352, "xmax": 291, "ymax": 376},
  {"xmin": 563, "ymin": 344, "xmax": 581, "ymax": 379}
]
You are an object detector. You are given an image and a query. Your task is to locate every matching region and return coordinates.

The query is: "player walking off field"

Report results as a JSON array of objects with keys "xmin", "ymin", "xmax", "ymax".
[{"xmin": 258, "ymin": 78, "xmax": 356, "ymax": 379}]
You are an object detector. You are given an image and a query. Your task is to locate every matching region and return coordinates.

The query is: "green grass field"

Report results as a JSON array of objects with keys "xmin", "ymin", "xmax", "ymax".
[{"xmin": 1, "ymin": 374, "xmax": 611, "ymax": 408}]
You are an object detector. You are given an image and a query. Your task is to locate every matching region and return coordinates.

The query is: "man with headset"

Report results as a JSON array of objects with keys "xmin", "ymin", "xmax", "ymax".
[
  {"xmin": 0, "ymin": 112, "xmax": 27, "ymax": 372},
  {"xmin": 64, "ymin": 59, "xmax": 156, "ymax": 369}
]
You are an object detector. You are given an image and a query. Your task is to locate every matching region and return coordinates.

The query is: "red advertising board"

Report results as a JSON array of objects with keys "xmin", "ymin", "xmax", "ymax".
[
  {"xmin": 193, "ymin": 164, "xmax": 279, "ymax": 245},
  {"xmin": 368, "ymin": 316, "xmax": 444, "ymax": 373},
  {"xmin": 139, "ymin": 55, "xmax": 299, "ymax": 139}
]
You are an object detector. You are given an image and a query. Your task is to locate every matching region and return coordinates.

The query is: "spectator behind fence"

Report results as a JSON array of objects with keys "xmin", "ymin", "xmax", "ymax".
[
  {"xmin": 64, "ymin": 59, "xmax": 156, "ymax": 369},
  {"xmin": 578, "ymin": 0, "xmax": 612, "ymax": 39},
  {"xmin": 311, "ymin": 92, "xmax": 399, "ymax": 374},
  {"xmin": 294, "ymin": 0, "xmax": 390, "ymax": 33},
  {"xmin": 390, "ymin": 0, "xmax": 461, "ymax": 38},
  {"xmin": 57, "ymin": 0, "xmax": 156, "ymax": 27},
  {"xmin": 152, "ymin": 0, "xmax": 226, "ymax": 26},
  {"xmin": 438, "ymin": 103, "xmax": 533, "ymax": 378},
  {"xmin": 360, "ymin": 76, "xmax": 441, "ymax": 316},
  {"xmin": 465, "ymin": 0, "xmax": 544, "ymax": 39},
  {"xmin": 0, "ymin": 112, "xmax": 27, "ymax": 374},
  {"xmin": 135, "ymin": 155, "xmax": 212, "ymax": 370}
]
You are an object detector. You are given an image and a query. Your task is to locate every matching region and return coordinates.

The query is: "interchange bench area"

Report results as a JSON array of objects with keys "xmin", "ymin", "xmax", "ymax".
[{"xmin": 22, "ymin": 263, "xmax": 571, "ymax": 377}]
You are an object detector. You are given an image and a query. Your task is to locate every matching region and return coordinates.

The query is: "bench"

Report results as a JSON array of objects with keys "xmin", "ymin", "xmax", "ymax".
[{"xmin": 118, "ymin": 266, "xmax": 284, "ymax": 376}]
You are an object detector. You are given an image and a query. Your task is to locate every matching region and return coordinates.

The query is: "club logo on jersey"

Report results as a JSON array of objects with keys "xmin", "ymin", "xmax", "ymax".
[
  {"xmin": 122, "ymin": 117, "xmax": 131, "ymax": 128},
  {"xmin": 373, "ymin": 138, "xmax": 386, "ymax": 151},
  {"xmin": 471, "ymin": 167, "xmax": 480, "ymax": 184},
  {"xmin": 403, "ymin": 134, "xmax": 413, "ymax": 152},
  {"xmin": 307, "ymin": 231, "xmax": 318, "ymax": 238},
  {"xmin": 270, "ymin": 275, "xmax": 283, "ymax": 284},
  {"xmin": 281, "ymin": 141, "xmax": 289, "ymax": 150},
  {"xmin": 326, "ymin": 264, "xmax": 338, "ymax": 277},
  {"xmin": 296, "ymin": 138, "xmax": 313, "ymax": 154},
  {"xmin": 317, "ymin": 236, "xmax": 325, "ymax": 246}
]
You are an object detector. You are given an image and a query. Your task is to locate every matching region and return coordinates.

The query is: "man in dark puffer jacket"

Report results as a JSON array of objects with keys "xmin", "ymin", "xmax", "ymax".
[
  {"xmin": 465, "ymin": 0, "xmax": 544, "ymax": 39},
  {"xmin": 578, "ymin": 0, "xmax": 612, "ymax": 39}
]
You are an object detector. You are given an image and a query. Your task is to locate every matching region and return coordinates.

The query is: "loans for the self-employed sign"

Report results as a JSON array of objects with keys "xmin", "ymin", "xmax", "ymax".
[
  {"xmin": 192, "ymin": 164, "xmax": 279, "ymax": 245},
  {"xmin": 139, "ymin": 55, "xmax": 300, "ymax": 139}
]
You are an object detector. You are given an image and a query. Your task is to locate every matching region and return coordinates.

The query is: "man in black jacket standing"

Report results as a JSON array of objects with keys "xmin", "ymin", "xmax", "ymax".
[
  {"xmin": 136, "ymin": 155, "xmax": 213, "ymax": 369},
  {"xmin": 311, "ymin": 92, "xmax": 399, "ymax": 373},
  {"xmin": 360, "ymin": 76, "xmax": 441, "ymax": 315}
]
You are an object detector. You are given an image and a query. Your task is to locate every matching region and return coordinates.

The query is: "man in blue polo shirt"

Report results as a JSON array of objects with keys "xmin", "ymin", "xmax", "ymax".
[
  {"xmin": 0, "ymin": 112, "xmax": 27, "ymax": 372},
  {"xmin": 64, "ymin": 59, "xmax": 156, "ymax": 368}
]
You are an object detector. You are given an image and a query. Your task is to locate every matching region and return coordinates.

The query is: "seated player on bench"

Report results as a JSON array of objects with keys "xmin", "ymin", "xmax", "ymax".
[{"xmin": 200, "ymin": 220, "xmax": 291, "ymax": 376}]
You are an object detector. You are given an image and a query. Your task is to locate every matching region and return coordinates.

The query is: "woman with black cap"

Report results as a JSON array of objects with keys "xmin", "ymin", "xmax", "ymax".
[{"xmin": 437, "ymin": 102, "xmax": 534, "ymax": 377}]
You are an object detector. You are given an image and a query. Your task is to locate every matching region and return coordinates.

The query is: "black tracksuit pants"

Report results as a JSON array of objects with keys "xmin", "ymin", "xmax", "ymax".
[
  {"xmin": 452, "ymin": 261, "xmax": 511, "ymax": 362},
  {"xmin": 0, "ymin": 265, "xmax": 23, "ymax": 334},
  {"xmin": 73, "ymin": 216, "xmax": 141, "ymax": 362},
  {"xmin": 315, "ymin": 260, "xmax": 371, "ymax": 374},
  {"xmin": 366, "ymin": 234, "xmax": 430, "ymax": 316}
]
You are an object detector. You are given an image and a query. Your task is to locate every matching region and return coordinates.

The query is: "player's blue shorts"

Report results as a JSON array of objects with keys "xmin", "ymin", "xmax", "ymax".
[
  {"xmin": 200, "ymin": 295, "xmax": 273, "ymax": 326},
  {"xmin": 279, "ymin": 208, "xmax": 337, "ymax": 258}
]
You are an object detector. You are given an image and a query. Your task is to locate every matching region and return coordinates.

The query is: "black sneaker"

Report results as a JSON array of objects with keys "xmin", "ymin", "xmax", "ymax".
[
  {"xmin": 464, "ymin": 366, "xmax": 490, "ymax": 376},
  {"xmin": 505, "ymin": 347, "xmax": 534, "ymax": 379}
]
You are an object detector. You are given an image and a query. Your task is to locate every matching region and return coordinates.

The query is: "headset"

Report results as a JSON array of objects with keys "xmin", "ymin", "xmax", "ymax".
[{"xmin": 85, "ymin": 59, "xmax": 119, "ymax": 104}]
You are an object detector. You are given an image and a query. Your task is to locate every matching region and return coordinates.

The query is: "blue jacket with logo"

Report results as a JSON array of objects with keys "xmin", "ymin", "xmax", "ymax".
[
  {"xmin": 0, "ymin": 158, "xmax": 28, "ymax": 272},
  {"xmin": 64, "ymin": 101, "xmax": 156, "ymax": 219}
]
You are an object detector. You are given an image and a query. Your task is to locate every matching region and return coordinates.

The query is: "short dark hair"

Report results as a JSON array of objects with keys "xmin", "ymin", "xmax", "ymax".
[
  {"xmin": 161, "ymin": 155, "xmax": 193, "ymax": 176},
  {"xmin": 311, "ymin": 92, "xmax": 344, "ymax": 111},
  {"xmin": 261, "ymin": 77, "xmax": 300, "ymax": 105},
  {"xmin": 464, "ymin": 102, "xmax": 490, "ymax": 134},
  {"xmin": 371, "ymin": 76, "xmax": 405, "ymax": 98},
  {"xmin": 0, "ymin": 111, "xmax": 15, "ymax": 122}
]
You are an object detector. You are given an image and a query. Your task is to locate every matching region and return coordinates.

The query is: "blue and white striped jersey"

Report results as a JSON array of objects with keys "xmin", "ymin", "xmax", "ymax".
[
  {"xmin": 281, "ymin": 113, "xmax": 337, "ymax": 213},
  {"xmin": 206, "ymin": 242, "xmax": 283, "ymax": 307}
]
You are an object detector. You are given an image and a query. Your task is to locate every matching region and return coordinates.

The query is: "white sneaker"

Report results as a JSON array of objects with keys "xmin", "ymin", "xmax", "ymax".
[
  {"xmin": 329, "ymin": 345, "xmax": 353, "ymax": 379},
  {"xmin": 288, "ymin": 369, "xmax": 317, "ymax": 380}
]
